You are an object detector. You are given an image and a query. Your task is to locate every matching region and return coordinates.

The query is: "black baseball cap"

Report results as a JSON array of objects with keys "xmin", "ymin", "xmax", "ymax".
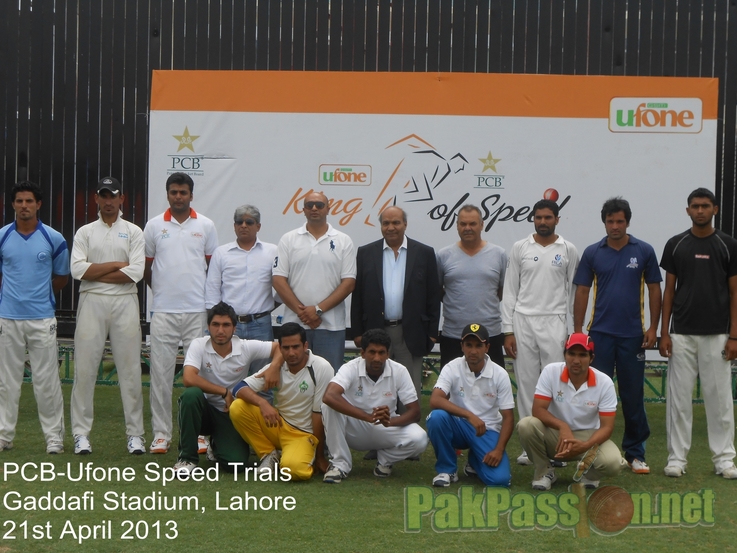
[
  {"xmin": 461, "ymin": 323, "xmax": 490, "ymax": 342},
  {"xmin": 97, "ymin": 176, "xmax": 121, "ymax": 195}
]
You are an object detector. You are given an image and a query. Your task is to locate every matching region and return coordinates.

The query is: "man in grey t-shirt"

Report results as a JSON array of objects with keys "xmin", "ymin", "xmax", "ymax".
[{"xmin": 436, "ymin": 205, "xmax": 507, "ymax": 368}]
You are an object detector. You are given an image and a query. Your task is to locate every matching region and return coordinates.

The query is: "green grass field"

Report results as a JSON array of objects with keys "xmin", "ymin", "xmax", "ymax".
[{"xmin": 0, "ymin": 382, "xmax": 735, "ymax": 553}]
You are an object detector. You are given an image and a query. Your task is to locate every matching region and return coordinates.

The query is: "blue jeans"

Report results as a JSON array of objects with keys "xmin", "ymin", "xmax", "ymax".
[
  {"xmin": 589, "ymin": 331, "xmax": 650, "ymax": 463},
  {"xmin": 235, "ymin": 315, "xmax": 274, "ymax": 402},
  {"xmin": 426, "ymin": 409, "xmax": 511, "ymax": 487},
  {"xmin": 305, "ymin": 329, "xmax": 346, "ymax": 374}
]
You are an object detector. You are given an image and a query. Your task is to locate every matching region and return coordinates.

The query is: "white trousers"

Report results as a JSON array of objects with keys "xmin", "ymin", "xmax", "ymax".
[
  {"xmin": 71, "ymin": 293, "xmax": 144, "ymax": 437},
  {"xmin": 150, "ymin": 311, "xmax": 206, "ymax": 441},
  {"xmin": 512, "ymin": 313, "xmax": 567, "ymax": 420},
  {"xmin": 0, "ymin": 318, "xmax": 64, "ymax": 444},
  {"xmin": 321, "ymin": 403, "xmax": 428, "ymax": 473},
  {"xmin": 666, "ymin": 334, "xmax": 736, "ymax": 471}
]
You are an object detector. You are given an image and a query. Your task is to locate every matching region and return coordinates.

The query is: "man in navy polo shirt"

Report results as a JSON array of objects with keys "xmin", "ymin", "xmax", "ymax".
[
  {"xmin": 0, "ymin": 181, "xmax": 69, "ymax": 454},
  {"xmin": 573, "ymin": 197, "xmax": 661, "ymax": 475}
]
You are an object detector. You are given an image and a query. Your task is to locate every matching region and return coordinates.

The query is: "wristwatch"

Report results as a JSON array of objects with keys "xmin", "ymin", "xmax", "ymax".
[
  {"xmin": 221, "ymin": 388, "xmax": 229, "ymax": 399},
  {"xmin": 315, "ymin": 305, "xmax": 324, "ymax": 317}
]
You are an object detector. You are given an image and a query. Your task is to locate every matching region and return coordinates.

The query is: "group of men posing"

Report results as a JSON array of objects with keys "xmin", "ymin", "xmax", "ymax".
[{"xmin": 1, "ymin": 174, "xmax": 736, "ymax": 490}]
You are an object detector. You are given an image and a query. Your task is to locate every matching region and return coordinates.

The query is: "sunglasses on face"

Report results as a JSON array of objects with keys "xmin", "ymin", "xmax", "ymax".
[
  {"xmin": 234, "ymin": 218, "xmax": 257, "ymax": 226},
  {"xmin": 304, "ymin": 201, "xmax": 326, "ymax": 210}
]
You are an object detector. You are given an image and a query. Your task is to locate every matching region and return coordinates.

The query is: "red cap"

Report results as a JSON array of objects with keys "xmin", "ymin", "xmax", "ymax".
[{"xmin": 565, "ymin": 333, "xmax": 594, "ymax": 352}]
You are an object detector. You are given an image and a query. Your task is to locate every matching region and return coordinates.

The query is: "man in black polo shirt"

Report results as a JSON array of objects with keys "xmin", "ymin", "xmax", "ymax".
[{"xmin": 659, "ymin": 187, "xmax": 737, "ymax": 479}]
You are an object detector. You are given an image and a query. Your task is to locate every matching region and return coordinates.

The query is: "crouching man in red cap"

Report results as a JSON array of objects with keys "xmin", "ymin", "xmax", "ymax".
[{"xmin": 517, "ymin": 333, "xmax": 623, "ymax": 491}]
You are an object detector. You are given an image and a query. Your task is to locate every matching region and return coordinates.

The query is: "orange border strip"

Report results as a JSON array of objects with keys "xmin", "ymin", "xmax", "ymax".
[{"xmin": 151, "ymin": 71, "xmax": 718, "ymax": 119}]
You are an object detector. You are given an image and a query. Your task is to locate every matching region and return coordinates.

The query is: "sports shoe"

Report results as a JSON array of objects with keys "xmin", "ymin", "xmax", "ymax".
[
  {"xmin": 580, "ymin": 476, "xmax": 600, "ymax": 489},
  {"xmin": 198, "ymin": 435, "xmax": 209, "ymax": 454},
  {"xmin": 149, "ymin": 438, "xmax": 170, "ymax": 454},
  {"xmin": 550, "ymin": 459, "xmax": 568, "ymax": 468},
  {"xmin": 323, "ymin": 464, "xmax": 348, "ymax": 483},
  {"xmin": 532, "ymin": 470, "xmax": 557, "ymax": 491},
  {"xmin": 433, "ymin": 472, "xmax": 459, "ymax": 487},
  {"xmin": 74, "ymin": 434, "xmax": 92, "ymax": 455},
  {"xmin": 258, "ymin": 449, "xmax": 280, "ymax": 476},
  {"xmin": 206, "ymin": 444, "xmax": 216, "ymax": 462},
  {"xmin": 629, "ymin": 458, "xmax": 650, "ymax": 474},
  {"xmin": 127, "ymin": 436, "xmax": 145, "ymax": 455},
  {"xmin": 717, "ymin": 464, "xmax": 737, "ymax": 479},
  {"xmin": 463, "ymin": 463, "xmax": 478, "ymax": 478},
  {"xmin": 373, "ymin": 463, "xmax": 392, "ymax": 478},
  {"xmin": 46, "ymin": 440, "xmax": 64, "ymax": 454},
  {"xmin": 0, "ymin": 440, "xmax": 13, "ymax": 451},
  {"xmin": 664, "ymin": 465, "xmax": 685, "ymax": 478},
  {"xmin": 174, "ymin": 460, "xmax": 197, "ymax": 479},
  {"xmin": 517, "ymin": 452, "xmax": 532, "ymax": 466}
]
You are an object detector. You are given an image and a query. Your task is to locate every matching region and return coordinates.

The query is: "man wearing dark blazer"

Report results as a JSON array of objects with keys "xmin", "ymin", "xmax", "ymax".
[{"xmin": 351, "ymin": 206, "xmax": 442, "ymax": 400}]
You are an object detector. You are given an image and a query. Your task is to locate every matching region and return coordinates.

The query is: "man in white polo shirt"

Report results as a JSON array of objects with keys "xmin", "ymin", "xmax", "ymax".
[
  {"xmin": 273, "ymin": 191, "xmax": 355, "ymax": 373},
  {"xmin": 205, "ymin": 204, "xmax": 277, "ymax": 377},
  {"xmin": 229, "ymin": 322, "xmax": 333, "ymax": 480},
  {"xmin": 321, "ymin": 328, "xmax": 428, "ymax": 483},
  {"xmin": 174, "ymin": 302, "xmax": 281, "ymax": 476},
  {"xmin": 517, "ymin": 333, "xmax": 623, "ymax": 490},
  {"xmin": 70, "ymin": 176, "xmax": 146, "ymax": 455},
  {"xmin": 144, "ymin": 172, "xmax": 218, "ymax": 454},
  {"xmin": 426, "ymin": 323, "xmax": 515, "ymax": 487}
]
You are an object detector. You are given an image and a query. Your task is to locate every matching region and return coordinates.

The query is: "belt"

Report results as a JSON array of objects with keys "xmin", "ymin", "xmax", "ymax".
[
  {"xmin": 237, "ymin": 311, "xmax": 271, "ymax": 324},
  {"xmin": 384, "ymin": 319, "xmax": 402, "ymax": 327}
]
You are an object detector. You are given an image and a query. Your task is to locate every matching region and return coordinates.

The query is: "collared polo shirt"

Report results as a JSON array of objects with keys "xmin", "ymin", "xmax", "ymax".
[
  {"xmin": 245, "ymin": 350, "xmax": 333, "ymax": 433},
  {"xmin": 382, "ymin": 235, "xmax": 408, "ymax": 320},
  {"xmin": 330, "ymin": 356, "xmax": 417, "ymax": 417},
  {"xmin": 144, "ymin": 208, "xmax": 218, "ymax": 313},
  {"xmin": 183, "ymin": 335, "xmax": 273, "ymax": 412},
  {"xmin": 273, "ymin": 223, "xmax": 356, "ymax": 331},
  {"xmin": 573, "ymin": 234, "xmax": 662, "ymax": 337},
  {"xmin": 205, "ymin": 239, "xmax": 277, "ymax": 315},
  {"xmin": 70, "ymin": 213, "xmax": 144, "ymax": 295},
  {"xmin": 434, "ymin": 354, "xmax": 515, "ymax": 432},
  {"xmin": 533, "ymin": 361, "xmax": 617, "ymax": 431},
  {"xmin": 0, "ymin": 221, "xmax": 70, "ymax": 319}
]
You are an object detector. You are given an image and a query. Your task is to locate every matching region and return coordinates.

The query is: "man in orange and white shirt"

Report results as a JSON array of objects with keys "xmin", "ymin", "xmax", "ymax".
[{"xmin": 517, "ymin": 333, "xmax": 622, "ymax": 491}]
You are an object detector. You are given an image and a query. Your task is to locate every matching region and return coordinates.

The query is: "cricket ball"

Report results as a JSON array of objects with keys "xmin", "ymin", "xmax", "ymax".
[
  {"xmin": 587, "ymin": 485, "xmax": 634, "ymax": 533},
  {"xmin": 543, "ymin": 188, "xmax": 559, "ymax": 202}
]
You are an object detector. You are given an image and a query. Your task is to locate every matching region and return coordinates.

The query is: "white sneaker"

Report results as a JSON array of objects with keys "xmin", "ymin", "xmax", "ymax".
[
  {"xmin": 174, "ymin": 460, "xmax": 197, "ymax": 479},
  {"xmin": 717, "ymin": 464, "xmax": 737, "ymax": 479},
  {"xmin": 532, "ymin": 470, "xmax": 557, "ymax": 491},
  {"xmin": 74, "ymin": 435, "xmax": 92, "ymax": 455},
  {"xmin": 0, "ymin": 440, "xmax": 13, "ymax": 451},
  {"xmin": 580, "ymin": 476, "xmax": 600, "ymax": 489},
  {"xmin": 149, "ymin": 438, "xmax": 170, "ymax": 454},
  {"xmin": 517, "ymin": 452, "xmax": 532, "ymax": 466},
  {"xmin": 432, "ymin": 472, "xmax": 459, "ymax": 487},
  {"xmin": 373, "ymin": 463, "xmax": 392, "ymax": 478},
  {"xmin": 629, "ymin": 458, "xmax": 650, "ymax": 474},
  {"xmin": 258, "ymin": 450, "xmax": 280, "ymax": 476},
  {"xmin": 323, "ymin": 464, "xmax": 348, "ymax": 483},
  {"xmin": 206, "ymin": 444, "xmax": 216, "ymax": 462},
  {"xmin": 463, "ymin": 463, "xmax": 478, "ymax": 478},
  {"xmin": 198, "ymin": 436, "xmax": 209, "ymax": 454},
  {"xmin": 127, "ymin": 436, "xmax": 145, "ymax": 455},
  {"xmin": 46, "ymin": 440, "xmax": 64, "ymax": 454},
  {"xmin": 664, "ymin": 465, "xmax": 685, "ymax": 478}
]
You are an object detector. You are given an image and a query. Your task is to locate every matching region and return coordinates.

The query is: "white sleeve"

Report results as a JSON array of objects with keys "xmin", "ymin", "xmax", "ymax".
[
  {"xmin": 205, "ymin": 248, "xmax": 223, "ymax": 309},
  {"xmin": 395, "ymin": 365, "xmax": 418, "ymax": 405},
  {"xmin": 495, "ymin": 367, "xmax": 516, "ymax": 410},
  {"xmin": 205, "ymin": 220, "xmax": 219, "ymax": 256},
  {"xmin": 312, "ymin": 359, "xmax": 334, "ymax": 412},
  {"xmin": 272, "ymin": 235, "xmax": 291, "ymax": 278},
  {"xmin": 434, "ymin": 364, "xmax": 454, "ymax": 395},
  {"xmin": 70, "ymin": 227, "xmax": 91, "ymax": 281},
  {"xmin": 534, "ymin": 365, "xmax": 554, "ymax": 400},
  {"xmin": 340, "ymin": 236, "xmax": 357, "ymax": 279},
  {"xmin": 120, "ymin": 224, "xmax": 145, "ymax": 283},
  {"xmin": 144, "ymin": 221, "xmax": 156, "ymax": 258},
  {"xmin": 501, "ymin": 241, "xmax": 522, "ymax": 333},
  {"xmin": 183, "ymin": 338, "xmax": 205, "ymax": 369}
]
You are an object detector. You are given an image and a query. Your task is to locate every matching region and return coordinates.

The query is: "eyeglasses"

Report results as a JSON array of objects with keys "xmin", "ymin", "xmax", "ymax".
[
  {"xmin": 304, "ymin": 201, "xmax": 326, "ymax": 210},
  {"xmin": 234, "ymin": 218, "xmax": 257, "ymax": 226}
]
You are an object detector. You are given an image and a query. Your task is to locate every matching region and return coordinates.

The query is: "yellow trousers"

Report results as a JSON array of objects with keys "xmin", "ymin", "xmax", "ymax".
[{"xmin": 229, "ymin": 399, "xmax": 317, "ymax": 481}]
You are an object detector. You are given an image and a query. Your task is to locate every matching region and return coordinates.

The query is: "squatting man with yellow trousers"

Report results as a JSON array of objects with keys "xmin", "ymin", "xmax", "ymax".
[{"xmin": 229, "ymin": 322, "xmax": 333, "ymax": 481}]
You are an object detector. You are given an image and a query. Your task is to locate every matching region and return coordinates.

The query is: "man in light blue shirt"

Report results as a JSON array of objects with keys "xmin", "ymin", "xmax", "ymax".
[{"xmin": 0, "ymin": 181, "xmax": 69, "ymax": 454}]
